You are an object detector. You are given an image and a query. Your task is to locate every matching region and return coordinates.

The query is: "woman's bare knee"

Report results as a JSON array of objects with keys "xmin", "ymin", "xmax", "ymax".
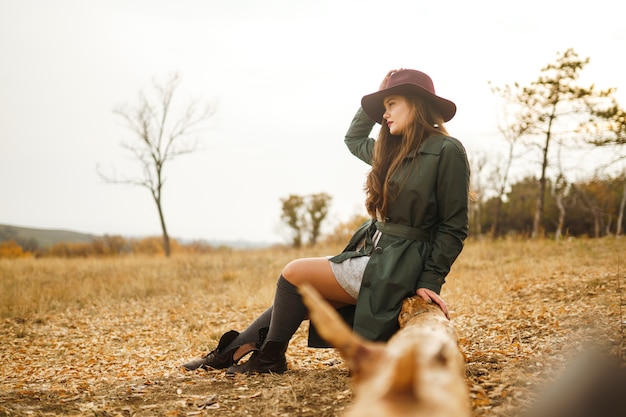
[
  {"xmin": 281, "ymin": 258, "xmax": 355, "ymax": 305},
  {"xmin": 282, "ymin": 258, "xmax": 331, "ymax": 285},
  {"xmin": 281, "ymin": 259, "xmax": 305, "ymax": 283}
]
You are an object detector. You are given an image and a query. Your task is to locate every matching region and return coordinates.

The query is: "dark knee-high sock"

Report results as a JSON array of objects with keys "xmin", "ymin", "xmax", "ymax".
[
  {"xmin": 264, "ymin": 275, "xmax": 307, "ymax": 346},
  {"xmin": 222, "ymin": 306, "xmax": 272, "ymax": 351}
]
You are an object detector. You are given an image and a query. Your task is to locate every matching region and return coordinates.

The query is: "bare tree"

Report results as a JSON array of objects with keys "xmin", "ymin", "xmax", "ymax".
[
  {"xmin": 488, "ymin": 81, "xmax": 531, "ymax": 238},
  {"xmin": 550, "ymin": 133, "xmax": 574, "ymax": 241},
  {"xmin": 552, "ymin": 173, "xmax": 569, "ymax": 241},
  {"xmin": 493, "ymin": 49, "xmax": 615, "ymax": 238},
  {"xmin": 99, "ymin": 73, "xmax": 214, "ymax": 256},
  {"xmin": 468, "ymin": 152, "xmax": 487, "ymax": 237},
  {"xmin": 617, "ymin": 176, "xmax": 626, "ymax": 236}
]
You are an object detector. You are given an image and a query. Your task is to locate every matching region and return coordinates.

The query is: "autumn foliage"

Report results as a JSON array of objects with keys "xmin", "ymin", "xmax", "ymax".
[{"xmin": 0, "ymin": 240, "xmax": 33, "ymax": 259}]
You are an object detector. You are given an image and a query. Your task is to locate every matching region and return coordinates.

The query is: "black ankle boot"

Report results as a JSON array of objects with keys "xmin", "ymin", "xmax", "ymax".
[
  {"xmin": 182, "ymin": 330, "xmax": 249, "ymax": 371},
  {"xmin": 182, "ymin": 327, "xmax": 269, "ymax": 371},
  {"xmin": 226, "ymin": 341, "xmax": 289, "ymax": 374}
]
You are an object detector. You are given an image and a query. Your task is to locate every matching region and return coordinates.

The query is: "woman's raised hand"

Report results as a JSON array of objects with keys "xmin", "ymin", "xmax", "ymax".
[{"xmin": 379, "ymin": 68, "xmax": 404, "ymax": 90}]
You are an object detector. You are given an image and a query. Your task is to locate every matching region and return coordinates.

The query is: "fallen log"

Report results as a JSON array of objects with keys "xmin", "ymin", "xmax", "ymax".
[{"xmin": 300, "ymin": 284, "xmax": 470, "ymax": 417}]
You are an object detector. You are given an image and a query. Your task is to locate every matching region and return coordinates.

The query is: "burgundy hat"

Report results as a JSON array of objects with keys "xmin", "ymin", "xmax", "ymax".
[{"xmin": 361, "ymin": 69, "xmax": 456, "ymax": 123}]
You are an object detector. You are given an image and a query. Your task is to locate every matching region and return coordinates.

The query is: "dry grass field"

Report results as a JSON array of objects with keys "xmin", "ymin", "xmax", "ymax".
[{"xmin": 1, "ymin": 238, "xmax": 624, "ymax": 416}]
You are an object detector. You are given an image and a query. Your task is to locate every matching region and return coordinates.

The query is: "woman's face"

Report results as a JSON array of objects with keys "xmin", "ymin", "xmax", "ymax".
[{"xmin": 382, "ymin": 95, "xmax": 412, "ymax": 136}]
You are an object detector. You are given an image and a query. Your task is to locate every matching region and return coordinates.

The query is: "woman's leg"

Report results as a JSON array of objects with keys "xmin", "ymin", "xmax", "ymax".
[
  {"xmin": 263, "ymin": 257, "xmax": 354, "ymax": 346},
  {"xmin": 181, "ymin": 308, "xmax": 272, "ymax": 371},
  {"xmin": 227, "ymin": 257, "xmax": 351, "ymax": 374},
  {"xmin": 282, "ymin": 257, "xmax": 357, "ymax": 306},
  {"xmin": 226, "ymin": 257, "xmax": 351, "ymax": 347},
  {"xmin": 222, "ymin": 306, "xmax": 272, "ymax": 349}
]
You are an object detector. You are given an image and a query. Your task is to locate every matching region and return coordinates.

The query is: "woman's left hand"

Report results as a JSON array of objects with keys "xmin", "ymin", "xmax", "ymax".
[{"xmin": 416, "ymin": 287, "xmax": 449, "ymax": 319}]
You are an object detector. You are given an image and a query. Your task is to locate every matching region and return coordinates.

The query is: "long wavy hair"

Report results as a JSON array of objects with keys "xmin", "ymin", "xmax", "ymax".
[{"xmin": 364, "ymin": 95, "xmax": 448, "ymax": 219}]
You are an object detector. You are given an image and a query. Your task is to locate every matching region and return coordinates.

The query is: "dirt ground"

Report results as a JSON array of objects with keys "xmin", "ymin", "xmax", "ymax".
[
  {"xmin": 1, "ymin": 306, "xmax": 354, "ymax": 417},
  {"xmin": 1, "ymin": 239, "xmax": 624, "ymax": 416}
]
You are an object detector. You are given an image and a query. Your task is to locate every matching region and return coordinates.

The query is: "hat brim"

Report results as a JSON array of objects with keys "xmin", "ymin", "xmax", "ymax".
[{"xmin": 361, "ymin": 84, "xmax": 457, "ymax": 124}]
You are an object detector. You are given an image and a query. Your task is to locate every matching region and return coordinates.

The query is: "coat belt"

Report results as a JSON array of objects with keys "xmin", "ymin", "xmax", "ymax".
[{"xmin": 375, "ymin": 222, "xmax": 433, "ymax": 242}]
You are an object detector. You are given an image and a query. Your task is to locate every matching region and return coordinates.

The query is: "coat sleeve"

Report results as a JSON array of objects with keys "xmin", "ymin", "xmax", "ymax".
[
  {"xmin": 417, "ymin": 138, "xmax": 470, "ymax": 293},
  {"xmin": 344, "ymin": 107, "xmax": 376, "ymax": 165}
]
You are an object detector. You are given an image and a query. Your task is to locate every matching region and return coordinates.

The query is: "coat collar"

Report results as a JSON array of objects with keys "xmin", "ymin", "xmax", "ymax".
[{"xmin": 405, "ymin": 134, "xmax": 447, "ymax": 159}]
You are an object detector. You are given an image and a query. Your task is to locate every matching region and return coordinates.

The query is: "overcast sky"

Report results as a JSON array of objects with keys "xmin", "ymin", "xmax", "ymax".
[{"xmin": 1, "ymin": 0, "xmax": 624, "ymax": 244}]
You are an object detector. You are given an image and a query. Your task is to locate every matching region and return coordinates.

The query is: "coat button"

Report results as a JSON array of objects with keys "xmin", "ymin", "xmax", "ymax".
[
  {"xmin": 362, "ymin": 280, "xmax": 371, "ymax": 287},
  {"xmin": 374, "ymin": 246, "xmax": 383, "ymax": 254}
]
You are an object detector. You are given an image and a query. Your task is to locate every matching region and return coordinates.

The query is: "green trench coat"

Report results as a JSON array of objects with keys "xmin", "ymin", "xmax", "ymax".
[{"xmin": 308, "ymin": 108, "xmax": 470, "ymax": 347}]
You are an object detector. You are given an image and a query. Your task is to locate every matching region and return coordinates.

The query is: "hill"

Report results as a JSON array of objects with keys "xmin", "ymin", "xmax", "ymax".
[
  {"xmin": 0, "ymin": 224, "xmax": 96, "ymax": 249},
  {"xmin": 0, "ymin": 224, "xmax": 273, "ymax": 250}
]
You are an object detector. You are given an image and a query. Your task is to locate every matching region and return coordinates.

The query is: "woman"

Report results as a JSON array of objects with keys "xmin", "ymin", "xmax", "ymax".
[{"xmin": 182, "ymin": 69, "xmax": 470, "ymax": 374}]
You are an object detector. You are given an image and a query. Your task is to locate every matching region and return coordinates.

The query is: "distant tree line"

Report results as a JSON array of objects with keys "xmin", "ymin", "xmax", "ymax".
[
  {"xmin": 471, "ymin": 174, "xmax": 625, "ymax": 238},
  {"xmin": 0, "ymin": 235, "xmax": 218, "ymax": 259}
]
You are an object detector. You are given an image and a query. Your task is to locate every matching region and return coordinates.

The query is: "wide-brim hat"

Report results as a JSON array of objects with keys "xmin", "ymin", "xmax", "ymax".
[{"xmin": 361, "ymin": 69, "xmax": 456, "ymax": 123}]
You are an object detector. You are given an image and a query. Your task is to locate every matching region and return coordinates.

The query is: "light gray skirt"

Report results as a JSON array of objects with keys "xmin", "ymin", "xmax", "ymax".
[
  {"xmin": 328, "ymin": 230, "xmax": 381, "ymax": 299},
  {"xmin": 328, "ymin": 255, "xmax": 369, "ymax": 300}
]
